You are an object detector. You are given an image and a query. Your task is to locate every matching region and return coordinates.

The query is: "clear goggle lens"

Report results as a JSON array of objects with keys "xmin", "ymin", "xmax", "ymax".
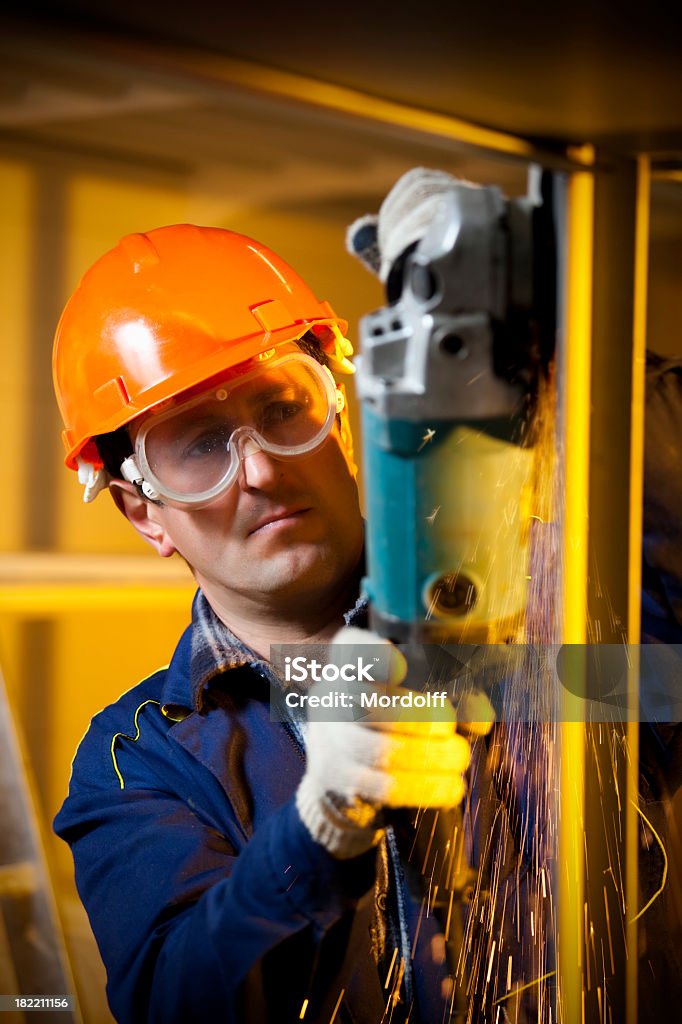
[{"xmin": 135, "ymin": 352, "xmax": 338, "ymax": 507}]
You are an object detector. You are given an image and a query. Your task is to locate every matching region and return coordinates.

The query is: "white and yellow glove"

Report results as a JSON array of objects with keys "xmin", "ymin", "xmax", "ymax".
[
  {"xmin": 346, "ymin": 167, "xmax": 475, "ymax": 283},
  {"xmin": 295, "ymin": 628, "xmax": 493, "ymax": 859}
]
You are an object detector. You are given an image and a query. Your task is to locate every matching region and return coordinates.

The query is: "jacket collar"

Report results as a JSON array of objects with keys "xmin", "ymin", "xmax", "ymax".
[{"xmin": 161, "ymin": 588, "xmax": 368, "ymax": 712}]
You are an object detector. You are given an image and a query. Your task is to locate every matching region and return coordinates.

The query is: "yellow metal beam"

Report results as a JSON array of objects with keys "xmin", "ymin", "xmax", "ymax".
[
  {"xmin": 50, "ymin": 28, "xmax": 591, "ymax": 169},
  {"xmin": 0, "ymin": 584, "xmax": 193, "ymax": 616},
  {"xmin": 115, "ymin": 44, "xmax": 535, "ymax": 158},
  {"xmin": 0, "ymin": 552, "xmax": 194, "ymax": 615}
]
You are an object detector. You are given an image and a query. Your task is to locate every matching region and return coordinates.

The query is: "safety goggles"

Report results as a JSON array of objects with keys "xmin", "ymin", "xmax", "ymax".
[{"xmin": 121, "ymin": 351, "xmax": 342, "ymax": 508}]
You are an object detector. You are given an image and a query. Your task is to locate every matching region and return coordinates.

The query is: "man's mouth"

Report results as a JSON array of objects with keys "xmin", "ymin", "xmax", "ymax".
[{"xmin": 248, "ymin": 508, "xmax": 311, "ymax": 536}]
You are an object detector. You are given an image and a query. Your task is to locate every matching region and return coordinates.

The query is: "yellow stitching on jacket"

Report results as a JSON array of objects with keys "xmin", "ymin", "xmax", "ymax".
[
  {"xmin": 110, "ymin": 700, "xmax": 162, "ymax": 789},
  {"xmin": 68, "ymin": 668, "xmax": 170, "ymax": 789}
]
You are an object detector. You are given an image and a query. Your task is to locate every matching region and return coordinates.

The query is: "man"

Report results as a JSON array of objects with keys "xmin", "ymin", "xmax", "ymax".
[{"xmin": 52, "ymin": 224, "xmax": 473, "ymax": 1024}]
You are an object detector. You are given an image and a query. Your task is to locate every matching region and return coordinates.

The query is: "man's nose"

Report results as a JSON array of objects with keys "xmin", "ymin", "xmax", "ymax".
[{"xmin": 237, "ymin": 441, "xmax": 283, "ymax": 491}]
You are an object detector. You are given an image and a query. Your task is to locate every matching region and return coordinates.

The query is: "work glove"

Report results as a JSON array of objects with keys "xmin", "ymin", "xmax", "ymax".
[
  {"xmin": 346, "ymin": 166, "xmax": 471, "ymax": 285},
  {"xmin": 295, "ymin": 627, "xmax": 494, "ymax": 859}
]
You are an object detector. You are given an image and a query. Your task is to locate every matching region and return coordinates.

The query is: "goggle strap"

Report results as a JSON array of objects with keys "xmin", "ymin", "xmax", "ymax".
[
  {"xmin": 321, "ymin": 364, "xmax": 345, "ymax": 413},
  {"xmin": 120, "ymin": 455, "xmax": 143, "ymax": 485},
  {"xmin": 121, "ymin": 456, "xmax": 163, "ymax": 503}
]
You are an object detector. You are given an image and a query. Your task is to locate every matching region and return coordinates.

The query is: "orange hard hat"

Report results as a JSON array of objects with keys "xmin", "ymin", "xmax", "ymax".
[{"xmin": 53, "ymin": 224, "xmax": 353, "ymax": 471}]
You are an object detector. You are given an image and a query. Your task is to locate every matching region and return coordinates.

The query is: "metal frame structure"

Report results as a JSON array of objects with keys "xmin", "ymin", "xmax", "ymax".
[
  {"xmin": 0, "ymin": 35, "xmax": 657, "ymax": 1019},
  {"xmin": 112, "ymin": 51, "xmax": 650, "ymax": 1017}
]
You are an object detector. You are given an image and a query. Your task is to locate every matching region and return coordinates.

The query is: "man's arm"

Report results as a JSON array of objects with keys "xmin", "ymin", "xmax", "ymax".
[{"xmin": 55, "ymin": 695, "xmax": 376, "ymax": 1024}]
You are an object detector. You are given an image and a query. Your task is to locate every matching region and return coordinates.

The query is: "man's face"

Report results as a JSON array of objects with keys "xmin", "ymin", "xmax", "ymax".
[{"xmin": 128, "ymin": 355, "xmax": 364, "ymax": 618}]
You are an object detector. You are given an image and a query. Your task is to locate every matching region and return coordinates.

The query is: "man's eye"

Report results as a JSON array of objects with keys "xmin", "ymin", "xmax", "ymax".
[
  {"xmin": 261, "ymin": 401, "xmax": 305, "ymax": 425},
  {"xmin": 184, "ymin": 426, "xmax": 232, "ymax": 457}
]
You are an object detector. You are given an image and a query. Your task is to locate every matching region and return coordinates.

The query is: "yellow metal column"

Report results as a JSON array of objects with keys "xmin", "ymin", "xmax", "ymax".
[
  {"xmin": 559, "ymin": 148, "xmax": 595, "ymax": 1024},
  {"xmin": 624, "ymin": 154, "xmax": 651, "ymax": 1024},
  {"xmin": 559, "ymin": 150, "xmax": 649, "ymax": 1024}
]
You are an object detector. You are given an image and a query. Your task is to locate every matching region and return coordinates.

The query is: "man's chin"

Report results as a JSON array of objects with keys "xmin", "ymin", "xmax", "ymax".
[{"xmin": 250, "ymin": 543, "xmax": 341, "ymax": 596}]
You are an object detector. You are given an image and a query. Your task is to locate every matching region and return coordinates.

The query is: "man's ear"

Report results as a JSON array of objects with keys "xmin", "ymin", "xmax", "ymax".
[{"xmin": 108, "ymin": 480, "xmax": 178, "ymax": 558}]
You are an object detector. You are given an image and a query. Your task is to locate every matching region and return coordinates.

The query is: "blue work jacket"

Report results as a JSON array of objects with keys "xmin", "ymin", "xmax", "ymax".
[{"xmin": 54, "ymin": 619, "xmax": 448, "ymax": 1024}]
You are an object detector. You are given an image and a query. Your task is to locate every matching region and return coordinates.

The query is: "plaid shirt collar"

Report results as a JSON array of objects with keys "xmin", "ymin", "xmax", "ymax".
[{"xmin": 187, "ymin": 587, "xmax": 368, "ymax": 711}]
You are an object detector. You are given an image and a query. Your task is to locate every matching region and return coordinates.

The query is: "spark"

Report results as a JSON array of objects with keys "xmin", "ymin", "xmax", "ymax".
[
  {"xmin": 486, "ymin": 941, "xmax": 497, "ymax": 985},
  {"xmin": 387, "ymin": 959, "xmax": 406, "ymax": 1014},
  {"xmin": 384, "ymin": 947, "xmax": 399, "ymax": 989},
  {"xmin": 493, "ymin": 970, "xmax": 557, "ymax": 1006},
  {"xmin": 420, "ymin": 812, "xmax": 439, "ymax": 873},
  {"xmin": 425, "ymin": 506, "xmax": 441, "ymax": 524},
  {"xmin": 328, "ymin": 989, "xmax": 345, "ymax": 1024},
  {"xmin": 299, "ymin": 998, "xmax": 309, "ymax": 1019},
  {"xmin": 410, "ymin": 897, "xmax": 426, "ymax": 959},
  {"xmin": 444, "ymin": 888, "xmax": 456, "ymax": 943},
  {"xmin": 418, "ymin": 427, "xmax": 437, "ymax": 451},
  {"xmin": 603, "ymin": 885, "xmax": 615, "ymax": 974}
]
